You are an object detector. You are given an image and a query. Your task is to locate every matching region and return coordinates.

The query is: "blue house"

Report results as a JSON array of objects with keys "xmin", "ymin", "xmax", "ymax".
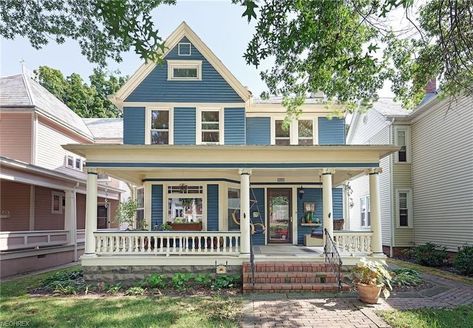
[{"xmin": 65, "ymin": 22, "xmax": 397, "ymax": 290}]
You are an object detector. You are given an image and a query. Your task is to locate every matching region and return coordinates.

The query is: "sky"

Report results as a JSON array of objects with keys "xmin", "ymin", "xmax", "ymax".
[{"xmin": 0, "ymin": 0, "xmax": 398, "ymax": 98}]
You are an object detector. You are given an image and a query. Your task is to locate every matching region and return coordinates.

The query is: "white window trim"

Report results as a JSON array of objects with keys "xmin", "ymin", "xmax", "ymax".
[
  {"xmin": 65, "ymin": 154, "xmax": 84, "ymax": 171},
  {"xmin": 271, "ymin": 117, "xmax": 319, "ymax": 145},
  {"xmin": 145, "ymin": 107, "xmax": 174, "ymax": 145},
  {"xmin": 75, "ymin": 158, "xmax": 83, "ymax": 171},
  {"xmin": 296, "ymin": 119, "xmax": 317, "ymax": 145},
  {"xmin": 178, "ymin": 42, "xmax": 192, "ymax": 56},
  {"xmin": 196, "ymin": 107, "xmax": 224, "ymax": 145},
  {"xmin": 167, "ymin": 60, "xmax": 202, "ymax": 81},
  {"xmin": 394, "ymin": 126, "xmax": 411, "ymax": 163},
  {"xmin": 396, "ymin": 188, "xmax": 413, "ymax": 228},
  {"xmin": 360, "ymin": 195, "xmax": 371, "ymax": 228},
  {"xmin": 65, "ymin": 155, "xmax": 74, "ymax": 169},
  {"xmin": 51, "ymin": 191, "xmax": 64, "ymax": 214}
]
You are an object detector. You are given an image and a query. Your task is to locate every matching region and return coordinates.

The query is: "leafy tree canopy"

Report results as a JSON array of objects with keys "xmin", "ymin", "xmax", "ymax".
[
  {"xmin": 34, "ymin": 66, "xmax": 126, "ymax": 118},
  {"xmin": 2, "ymin": 0, "xmax": 472, "ymax": 113}
]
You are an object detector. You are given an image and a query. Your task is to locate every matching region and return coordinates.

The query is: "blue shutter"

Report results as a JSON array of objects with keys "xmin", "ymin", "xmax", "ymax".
[
  {"xmin": 151, "ymin": 185, "xmax": 163, "ymax": 230},
  {"xmin": 207, "ymin": 184, "xmax": 219, "ymax": 231},
  {"xmin": 123, "ymin": 107, "xmax": 145, "ymax": 144},
  {"xmin": 174, "ymin": 107, "xmax": 196, "ymax": 144},
  {"xmin": 318, "ymin": 117, "xmax": 346, "ymax": 144},
  {"xmin": 224, "ymin": 108, "xmax": 246, "ymax": 144},
  {"xmin": 246, "ymin": 117, "xmax": 271, "ymax": 145}
]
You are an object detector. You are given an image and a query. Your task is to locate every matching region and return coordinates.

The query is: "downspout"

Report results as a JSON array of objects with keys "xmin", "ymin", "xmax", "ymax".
[{"xmin": 389, "ymin": 120, "xmax": 395, "ymax": 258}]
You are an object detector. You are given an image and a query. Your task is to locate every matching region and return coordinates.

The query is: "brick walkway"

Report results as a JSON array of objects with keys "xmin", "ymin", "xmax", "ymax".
[{"xmin": 240, "ymin": 272, "xmax": 473, "ymax": 328}]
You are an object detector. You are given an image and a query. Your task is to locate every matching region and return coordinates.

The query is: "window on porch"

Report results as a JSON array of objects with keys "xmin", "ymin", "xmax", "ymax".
[
  {"xmin": 228, "ymin": 188, "xmax": 240, "ymax": 231},
  {"xmin": 167, "ymin": 185, "xmax": 203, "ymax": 224},
  {"xmin": 360, "ymin": 195, "xmax": 371, "ymax": 228},
  {"xmin": 136, "ymin": 187, "xmax": 145, "ymax": 226}
]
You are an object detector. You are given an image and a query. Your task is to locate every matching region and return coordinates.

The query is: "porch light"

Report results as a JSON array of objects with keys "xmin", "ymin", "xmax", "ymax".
[{"xmin": 298, "ymin": 187, "xmax": 305, "ymax": 200}]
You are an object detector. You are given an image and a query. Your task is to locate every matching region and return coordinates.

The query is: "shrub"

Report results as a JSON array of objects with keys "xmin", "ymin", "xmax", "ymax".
[
  {"xmin": 413, "ymin": 243, "xmax": 448, "ymax": 267},
  {"xmin": 391, "ymin": 268, "xmax": 422, "ymax": 287},
  {"xmin": 145, "ymin": 273, "xmax": 167, "ymax": 289},
  {"xmin": 171, "ymin": 273, "xmax": 193, "ymax": 291},
  {"xmin": 195, "ymin": 273, "xmax": 212, "ymax": 287},
  {"xmin": 454, "ymin": 245, "xmax": 473, "ymax": 276},
  {"xmin": 125, "ymin": 286, "xmax": 145, "ymax": 296},
  {"xmin": 212, "ymin": 274, "xmax": 241, "ymax": 290},
  {"xmin": 106, "ymin": 283, "xmax": 122, "ymax": 295}
]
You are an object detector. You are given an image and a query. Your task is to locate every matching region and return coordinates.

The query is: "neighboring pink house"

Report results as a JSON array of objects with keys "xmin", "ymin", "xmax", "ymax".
[{"xmin": 0, "ymin": 73, "xmax": 126, "ymax": 278}]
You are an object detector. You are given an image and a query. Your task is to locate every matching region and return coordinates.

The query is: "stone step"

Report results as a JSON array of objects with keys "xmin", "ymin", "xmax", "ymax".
[
  {"xmin": 242, "ymin": 262, "xmax": 334, "ymax": 273},
  {"xmin": 242, "ymin": 271, "xmax": 341, "ymax": 284},
  {"xmin": 242, "ymin": 282, "xmax": 350, "ymax": 293}
]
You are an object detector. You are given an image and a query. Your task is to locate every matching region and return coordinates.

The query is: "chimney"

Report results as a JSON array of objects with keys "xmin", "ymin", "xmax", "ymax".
[{"xmin": 425, "ymin": 78, "xmax": 437, "ymax": 94}]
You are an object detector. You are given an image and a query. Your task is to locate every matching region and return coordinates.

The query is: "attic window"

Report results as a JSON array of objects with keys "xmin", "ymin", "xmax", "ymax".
[
  {"xmin": 178, "ymin": 43, "xmax": 191, "ymax": 56},
  {"xmin": 167, "ymin": 60, "xmax": 202, "ymax": 81}
]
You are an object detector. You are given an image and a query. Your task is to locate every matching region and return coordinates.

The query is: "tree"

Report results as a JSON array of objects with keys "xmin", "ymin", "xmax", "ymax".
[{"xmin": 34, "ymin": 66, "xmax": 126, "ymax": 118}]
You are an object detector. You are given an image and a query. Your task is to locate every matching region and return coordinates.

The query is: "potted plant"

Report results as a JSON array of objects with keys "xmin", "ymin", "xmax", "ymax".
[{"xmin": 352, "ymin": 258, "xmax": 392, "ymax": 304}]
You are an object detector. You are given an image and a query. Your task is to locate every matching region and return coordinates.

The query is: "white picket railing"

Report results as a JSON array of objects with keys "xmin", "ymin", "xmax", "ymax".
[
  {"xmin": 0, "ymin": 230, "xmax": 70, "ymax": 251},
  {"xmin": 94, "ymin": 231, "xmax": 241, "ymax": 256},
  {"xmin": 333, "ymin": 231, "xmax": 373, "ymax": 255}
]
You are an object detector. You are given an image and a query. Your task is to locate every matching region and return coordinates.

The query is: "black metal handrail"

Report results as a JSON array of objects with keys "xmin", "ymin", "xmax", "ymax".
[
  {"xmin": 323, "ymin": 228, "xmax": 343, "ymax": 291},
  {"xmin": 249, "ymin": 233, "xmax": 255, "ymax": 287}
]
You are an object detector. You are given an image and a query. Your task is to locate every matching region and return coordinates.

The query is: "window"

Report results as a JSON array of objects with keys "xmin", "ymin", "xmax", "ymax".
[
  {"xmin": 360, "ymin": 196, "xmax": 371, "ymax": 228},
  {"xmin": 167, "ymin": 60, "xmax": 202, "ymax": 80},
  {"xmin": 51, "ymin": 191, "xmax": 64, "ymax": 214},
  {"xmin": 178, "ymin": 42, "xmax": 191, "ymax": 56},
  {"xmin": 150, "ymin": 110, "xmax": 169, "ymax": 144},
  {"xmin": 298, "ymin": 120, "xmax": 314, "ymax": 145},
  {"xmin": 65, "ymin": 154, "xmax": 84, "ymax": 171},
  {"xmin": 65, "ymin": 155, "xmax": 74, "ymax": 168},
  {"xmin": 167, "ymin": 185, "xmax": 203, "ymax": 223},
  {"xmin": 397, "ymin": 189, "xmax": 412, "ymax": 227},
  {"xmin": 395, "ymin": 127, "xmax": 410, "ymax": 163},
  {"xmin": 136, "ymin": 188, "xmax": 145, "ymax": 226},
  {"xmin": 227, "ymin": 188, "xmax": 240, "ymax": 231},
  {"xmin": 201, "ymin": 110, "xmax": 220, "ymax": 143},
  {"xmin": 275, "ymin": 120, "xmax": 290, "ymax": 145},
  {"xmin": 75, "ymin": 158, "xmax": 82, "ymax": 170},
  {"xmin": 168, "ymin": 185, "xmax": 203, "ymax": 194}
]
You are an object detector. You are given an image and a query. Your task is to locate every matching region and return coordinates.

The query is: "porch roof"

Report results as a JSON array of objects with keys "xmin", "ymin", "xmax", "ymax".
[{"xmin": 63, "ymin": 144, "xmax": 398, "ymax": 185}]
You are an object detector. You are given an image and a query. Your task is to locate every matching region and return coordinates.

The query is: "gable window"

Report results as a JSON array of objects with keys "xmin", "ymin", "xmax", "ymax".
[
  {"xmin": 168, "ymin": 60, "xmax": 202, "ymax": 80},
  {"xmin": 298, "ymin": 120, "xmax": 314, "ymax": 145},
  {"xmin": 201, "ymin": 110, "xmax": 221, "ymax": 144},
  {"xmin": 65, "ymin": 155, "xmax": 74, "ymax": 168},
  {"xmin": 360, "ymin": 195, "xmax": 371, "ymax": 228},
  {"xmin": 397, "ymin": 189, "xmax": 412, "ymax": 228},
  {"xmin": 151, "ymin": 110, "xmax": 169, "ymax": 144},
  {"xmin": 395, "ymin": 127, "xmax": 410, "ymax": 163},
  {"xmin": 275, "ymin": 120, "xmax": 290, "ymax": 145},
  {"xmin": 178, "ymin": 42, "xmax": 191, "ymax": 56},
  {"xmin": 51, "ymin": 191, "xmax": 64, "ymax": 214}
]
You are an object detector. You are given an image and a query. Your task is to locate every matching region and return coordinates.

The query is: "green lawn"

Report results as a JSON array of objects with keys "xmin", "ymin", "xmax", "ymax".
[
  {"xmin": 379, "ymin": 306, "xmax": 473, "ymax": 328},
  {"xmin": 0, "ymin": 267, "xmax": 241, "ymax": 328}
]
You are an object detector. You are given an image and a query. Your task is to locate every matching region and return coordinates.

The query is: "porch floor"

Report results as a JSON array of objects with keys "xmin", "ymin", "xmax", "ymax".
[{"xmin": 253, "ymin": 245, "xmax": 324, "ymax": 260}]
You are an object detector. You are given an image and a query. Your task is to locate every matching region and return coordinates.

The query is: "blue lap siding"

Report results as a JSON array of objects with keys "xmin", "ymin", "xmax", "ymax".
[
  {"xmin": 224, "ymin": 108, "xmax": 246, "ymax": 144},
  {"xmin": 123, "ymin": 107, "xmax": 145, "ymax": 144},
  {"xmin": 151, "ymin": 185, "xmax": 163, "ymax": 230},
  {"xmin": 207, "ymin": 184, "xmax": 219, "ymax": 231},
  {"xmin": 246, "ymin": 117, "xmax": 271, "ymax": 145},
  {"xmin": 174, "ymin": 107, "xmax": 196, "ymax": 144},
  {"xmin": 318, "ymin": 117, "xmax": 346, "ymax": 145}
]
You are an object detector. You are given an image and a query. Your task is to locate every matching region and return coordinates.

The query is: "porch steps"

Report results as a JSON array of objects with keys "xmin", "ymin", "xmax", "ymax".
[{"xmin": 242, "ymin": 262, "xmax": 350, "ymax": 293}]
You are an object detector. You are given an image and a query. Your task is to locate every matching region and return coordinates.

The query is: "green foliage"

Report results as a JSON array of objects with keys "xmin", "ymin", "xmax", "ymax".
[
  {"xmin": 352, "ymin": 258, "xmax": 392, "ymax": 298},
  {"xmin": 106, "ymin": 283, "xmax": 122, "ymax": 295},
  {"xmin": 115, "ymin": 198, "xmax": 138, "ymax": 227},
  {"xmin": 40, "ymin": 269, "xmax": 85, "ymax": 295},
  {"xmin": 391, "ymin": 268, "xmax": 423, "ymax": 287},
  {"xmin": 160, "ymin": 222, "xmax": 172, "ymax": 231},
  {"xmin": 171, "ymin": 272, "xmax": 193, "ymax": 291},
  {"xmin": 34, "ymin": 66, "xmax": 126, "ymax": 118},
  {"xmin": 125, "ymin": 286, "xmax": 146, "ymax": 296},
  {"xmin": 414, "ymin": 243, "xmax": 448, "ymax": 267},
  {"xmin": 454, "ymin": 246, "xmax": 473, "ymax": 276},
  {"xmin": 145, "ymin": 273, "xmax": 167, "ymax": 289},
  {"xmin": 194, "ymin": 273, "xmax": 213, "ymax": 287},
  {"xmin": 212, "ymin": 274, "xmax": 241, "ymax": 290}
]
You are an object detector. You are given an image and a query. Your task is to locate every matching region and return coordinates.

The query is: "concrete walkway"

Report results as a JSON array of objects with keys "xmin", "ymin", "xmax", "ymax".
[{"xmin": 241, "ymin": 272, "xmax": 473, "ymax": 328}]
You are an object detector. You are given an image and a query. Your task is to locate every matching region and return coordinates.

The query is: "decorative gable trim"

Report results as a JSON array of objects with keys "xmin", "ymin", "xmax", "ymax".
[{"xmin": 111, "ymin": 22, "xmax": 251, "ymax": 108}]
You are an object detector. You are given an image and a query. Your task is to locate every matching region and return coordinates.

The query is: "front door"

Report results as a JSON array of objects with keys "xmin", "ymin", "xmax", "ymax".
[
  {"xmin": 267, "ymin": 188, "xmax": 292, "ymax": 244},
  {"xmin": 97, "ymin": 205, "xmax": 109, "ymax": 229}
]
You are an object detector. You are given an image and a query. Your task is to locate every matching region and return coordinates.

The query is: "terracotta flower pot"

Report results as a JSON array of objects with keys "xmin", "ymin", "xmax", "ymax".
[{"xmin": 356, "ymin": 283, "xmax": 382, "ymax": 304}]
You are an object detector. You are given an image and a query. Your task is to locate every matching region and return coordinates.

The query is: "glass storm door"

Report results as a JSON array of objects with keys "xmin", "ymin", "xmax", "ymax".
[
  {"xmin": 97, "ymin": 205, "xmax": 109, "ymax": 229},
  {"xmin": 267, "ymin": 188, "xmax": 292, "ymax": 243}
]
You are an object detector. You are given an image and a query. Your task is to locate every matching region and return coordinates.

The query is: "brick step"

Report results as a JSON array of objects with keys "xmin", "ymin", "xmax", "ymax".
[
  {"xmin": 242, "ymin": 262, "xmax": 334, "ymax": 273},
  {"xmin": 242, "ymin": 272, "xmax": 341, "ymax": 284},
  {"xmin": 243, "ymin": 282, "xmax": 350, "ymax": 293}
]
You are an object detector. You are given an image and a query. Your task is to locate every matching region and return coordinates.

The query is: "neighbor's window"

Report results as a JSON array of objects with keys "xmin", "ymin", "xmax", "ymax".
[
  {"xmin": 136, "ymin": 188, "xmax": 145, "ymax": 225},
  {"xmin": 395, "ymin": 127, "xmax": 410, "ymax": 163},
  {"xmin": 65, "ymin": 155, "xmax": 74, "ymax": 168},
  {"xmin": 397, "ymin": 190, "xmax": 412, "ymax": 227},
  {"xmin": 150, "ymin": 110, "xmax": 169, "ymax": 144},
  {"xmin": 298, "ymin": 120, "xmax": 313, "ymax": 145},
  {"xmin": 227, "ymin": 188, "xmax": 240, "ymax": 231},
  {"xmin": 75, "ymin": 158, "xmax": 82, "ymax": 170},
  {"xmin": 168, "ymin": 60, "xmax": 201, "ymax": 80},
  {"xmin": 51, "ymin": 192, "xmax": 64, "ymax": 214},
  {"xmin": 178, "ymin": 43, "xmax": 191, "ymax": 56},
  {"xmin": 275, "ymin": 120, "xmax": 290, "ymax": 145},
  {"xmin": 201, "ymin": 110, "xmax": 220, "ymax": 143},
  {"xmin": 360, "ymin": 195, "xmax": 371, "ymax": 228}
]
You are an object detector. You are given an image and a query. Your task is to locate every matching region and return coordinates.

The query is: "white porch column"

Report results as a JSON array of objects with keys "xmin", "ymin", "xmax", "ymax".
[
  {"xmin": 369, "ymin": 168, "xmax": 383, "ymax": 254},
  {"xmin": 239, "ymin": 169, "xmax": 252, "ymax": 255},
  {"xmin": 84, "ymin": 170, "xmax": 98, "ymax": 256},
  {"xmin": 64, "ymin": 189, "xmax": 77, "ymax": 260},
  {"xmin": 322, "ymin": 169, "xmax": 335, "ymax": 243}
]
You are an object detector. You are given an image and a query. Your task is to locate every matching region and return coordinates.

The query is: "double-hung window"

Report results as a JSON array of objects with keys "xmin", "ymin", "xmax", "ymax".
[
  {"xmin": 360, "ymin": 195, "xmax": 371, "ymax": 228},
  {"xmin": 395, "ymin": 127, "xmax": 410, "ymax": 163},
  {"xmin": 397, "ymin": 189, "xmax": 412, "ymax": 227},
  {"xmin": 136, "ymin": 188, "xmax": 145, "ymax": 225},
  {"xmin": 201, "ymin": 110, "xmax": 221, "ymax": 144},
  {"xmin": 275, "ymin": 120, "xmax": 290, "ymax": 145},
  {"xmin": 298, "ymin": 120, "xmax": 314, "ymax": 145},
  {"xmin": 51, "ymin": 191, "xmax": 64, "ymax": 214},
  {"xmin": 150, "ymin": 110, "xmax": 169, "ymax": 144}
]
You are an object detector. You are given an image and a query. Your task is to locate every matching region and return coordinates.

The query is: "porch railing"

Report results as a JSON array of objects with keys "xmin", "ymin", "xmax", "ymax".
[
  {"xmin": 0, "ymin": 230, "xmax": 70, "ymax": 251},
  {"xmin": 94, "ymin": 231, "xmax": 241, "ymax": 256},
  {"xmin": 324, "ymin": 228, "xmax": 342, "ymax": 290},
  {"xmin": 333, "ymin": 231, "xmax": 373, "ymax": 255}
]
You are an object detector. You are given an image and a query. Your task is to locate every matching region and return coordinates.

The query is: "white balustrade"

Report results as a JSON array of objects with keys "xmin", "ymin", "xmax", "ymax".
[
  {"xmin": 333, "ymin": 231, "xmax": 373, "ymax": 255},
  {"xmin": 0, "ymin": 230, "xmax": 70, "ymax": 251},
  {"xmin": 94, "ymin": 231, "xmax": 241, "ymax": 256}
]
